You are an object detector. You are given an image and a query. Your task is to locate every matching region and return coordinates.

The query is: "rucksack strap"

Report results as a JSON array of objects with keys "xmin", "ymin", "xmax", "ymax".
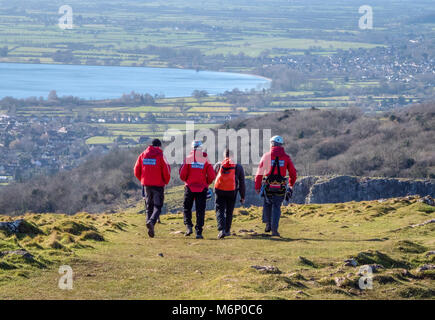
[{"xmin": 271, "ymin": 156, "xmax": 282, "ymax": 178}]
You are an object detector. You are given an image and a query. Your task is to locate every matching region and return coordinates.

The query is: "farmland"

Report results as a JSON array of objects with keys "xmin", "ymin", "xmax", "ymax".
[
  {"xmin": 0, "ymin": 0, "xmax": 399, "ymax": 68},
  {"xmin": 1, "ymin": 87, "xmax": 421, "ymax": 147},
  {"xmin": 0, "ymin": 0, "xmax": 433, "ymax": 71}
]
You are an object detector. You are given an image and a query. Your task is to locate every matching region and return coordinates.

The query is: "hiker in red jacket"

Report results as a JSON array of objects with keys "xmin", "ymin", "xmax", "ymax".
[
  {"xmin": 214, "ymin": 149, "xmax": 246, "ymax": 239},
  {"xmin": 134, "ymin": 139, "xmax": 171, "ymax": 238},
  {"xmin": 179, "ymin": 140, "xmax": 216, "ymax": 239},
  {"xmin": 255, "ymin": 136, "xmax": 297, "ymax": 237}
]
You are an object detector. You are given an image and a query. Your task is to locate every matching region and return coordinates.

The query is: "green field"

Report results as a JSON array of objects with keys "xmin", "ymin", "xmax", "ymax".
[
  {"xmin": 7, "ymin": 87, "xmax": 419, "ymax": 146},
  {"xmin": 1, "ymin": 0, "xmax": 428, "ymax": 70}
]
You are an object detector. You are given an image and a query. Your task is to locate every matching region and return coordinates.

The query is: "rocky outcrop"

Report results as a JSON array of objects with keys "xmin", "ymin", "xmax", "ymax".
[
  {"xmin": 173, "ymin": 176, "xmax": 434, "ymax": 212},
  {"xmin": 0, "ymin": 219, "xmax": 25, "ymax": 233},
  {"xmin": 0, "ymin": 249, "xmax": 34, "ymax": 260},
  {"xmin": 0, "ymin": 219, "xmax": 43, "ymax": 235},
  {"xmin": 234, "ymin": 176, "xmax": 433, "ymax": 207},
  {"xmin": 245, "ymin": 176, "xmax": 434, "ymax": 205},
  {"xmin": 301, "ymin": 176, "xmax": 434, "ymax": 204}
]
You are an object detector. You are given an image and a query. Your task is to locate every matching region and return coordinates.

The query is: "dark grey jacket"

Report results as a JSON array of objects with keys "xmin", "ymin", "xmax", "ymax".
[{"xmin": 213, "ymin": 161, "xmax": 246, "ymax": 199}]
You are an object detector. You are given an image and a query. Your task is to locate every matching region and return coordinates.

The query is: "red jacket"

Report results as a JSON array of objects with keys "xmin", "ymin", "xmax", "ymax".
[
  {"xmin": 179, "ymin": 150, "xmax": 216, "ymax": 192},
  {"xmin": 255, "ymin": 146, "xmax": 297, "ymax": 190},
  {"xmin": 134, "ymin": 146, "xmax": 171, "ymax": 187}
]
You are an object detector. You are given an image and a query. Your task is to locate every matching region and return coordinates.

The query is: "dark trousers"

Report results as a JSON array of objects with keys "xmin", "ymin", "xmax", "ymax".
[
  {"xmin": 144, "ymin": 186, "xmax": 164, "ymax": 225},
  {"xmin": 262, "ymin": 194, "xmax": 284, "ymax": 232},
  {"xmin": 183, "ymin": 187, "xmax": 207, "ymax": 234},
  {"xmin": 215, "ymin": 189, "xmax": 237, "ymax": 233}
]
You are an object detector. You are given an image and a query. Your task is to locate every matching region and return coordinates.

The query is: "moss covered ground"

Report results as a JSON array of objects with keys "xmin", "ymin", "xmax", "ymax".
[{"xmin": 0, "ymin": 196, "xmax": 433, "ymax": 299}]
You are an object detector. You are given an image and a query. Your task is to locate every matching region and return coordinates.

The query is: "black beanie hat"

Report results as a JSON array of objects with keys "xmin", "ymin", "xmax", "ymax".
[{"xmin": 152, "ymin": 139, "xmax": 162, "ymax": 147}]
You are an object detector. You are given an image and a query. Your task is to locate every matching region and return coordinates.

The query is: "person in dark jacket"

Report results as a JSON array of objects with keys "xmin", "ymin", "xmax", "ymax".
[
  {"xmin": 179, "ymin": 140, "xmax": 216, "ymax": 239},
  {"xmin": 214, "ymin": 149, "xmax": 246, "ymax": 239},
  {"xmin": 134, "ymin": 139, "xmax": 171, "ymax": 238}
]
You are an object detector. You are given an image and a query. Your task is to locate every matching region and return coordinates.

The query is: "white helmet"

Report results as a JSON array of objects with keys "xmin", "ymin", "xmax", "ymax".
[
  {"xmin": 192, "ymin": 140, "xmax": 203, "ymax": 149},
  {"xmin": 270, "ymin": 135, "xmax": 284, "ymax": 145}
]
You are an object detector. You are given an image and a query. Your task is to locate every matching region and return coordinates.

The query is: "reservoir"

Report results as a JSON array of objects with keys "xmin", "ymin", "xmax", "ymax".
[{"xmin": 0, "ymin": 63, "xmax": 270, "ymax": 100}]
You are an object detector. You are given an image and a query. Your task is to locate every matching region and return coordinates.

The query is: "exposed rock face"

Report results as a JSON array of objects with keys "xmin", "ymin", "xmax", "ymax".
[
  {"xmin": 0, "ymin": 249, "xmax": 34, "ymax": 260},
  {"xmin": 0, "ymin": 219, "xmax": 25, "ymax": 233},
  {"xmin": 235, "ymin": 176, "xmax": 434, "ymax": 207},
  {"xmin": 0, "ymin": 219, "xmax": 42, "ymax": 235},
  {"xmin": 176, "ymin": 176, "xmax": 434, "ymax": 212},
  {"xmin": 303, "ymin": 176, "xmax": 434, "ymax": 204}
]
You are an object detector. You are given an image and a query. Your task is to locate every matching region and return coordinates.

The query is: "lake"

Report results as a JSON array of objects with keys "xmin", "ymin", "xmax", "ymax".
[{"xmin": 0, "ymin": 63, "xmax": 270, "ymax": 100}]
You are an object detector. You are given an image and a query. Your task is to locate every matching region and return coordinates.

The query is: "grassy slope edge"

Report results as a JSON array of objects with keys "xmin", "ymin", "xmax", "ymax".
[{"xmin": 0, "ymin": 196, "xmax": 434, "ymax": 300}]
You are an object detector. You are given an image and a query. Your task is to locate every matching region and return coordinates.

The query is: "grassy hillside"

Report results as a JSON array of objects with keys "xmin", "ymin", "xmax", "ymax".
[
  {"xmin": 1, "ymin": 196, "xmax": 434, "ymax": 299},
  {"xmin": 1, "ymin": 103, "xmax": 434, "ymax": 216},
  {"xmin": 228, "ymin": 102, "xmax": 435, "ymax": 178}
]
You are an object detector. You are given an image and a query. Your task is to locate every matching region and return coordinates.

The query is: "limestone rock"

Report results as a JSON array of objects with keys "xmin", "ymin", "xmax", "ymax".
[
  {"xmin": 250, "ymin": 265, "xmax": 281, "ymax": 274},
  {"xmin": 172, "ymin": 176, "xmax": 434, "ymax": 212},
  {"xmin": 416, "ymin": 264, "xmax": 435, "ymax": 272},
  {"xmin": 410, "ymin": 219, "xmax": 435, "ymax": 228},
  {"xmin": 0, "ymin": 249, "xmax": 34, "ymax": 260},
  {"xmin": 344, "ymin": 259, "xmax": 358, "ymax": 267},
  {"xmin": 419, "ymin": 195, "xmax": 434, "ymax": 206},
  {"xmin": 0, "ymin": 219, "xmax": 25, "ymax": 233},
  {"xmin": 334, "ymin": 277, "xmax": 346, "ymax": 287}
]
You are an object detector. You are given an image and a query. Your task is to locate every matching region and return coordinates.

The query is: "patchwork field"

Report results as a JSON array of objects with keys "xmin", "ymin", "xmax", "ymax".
[{"xmin": 2, "ymin": 0, "xmax": 431, "ymax": 72}]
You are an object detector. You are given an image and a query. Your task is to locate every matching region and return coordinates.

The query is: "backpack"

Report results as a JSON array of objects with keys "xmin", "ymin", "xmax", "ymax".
[
  {"xmin": 214, "ymin": 158, "xmax": 236, "ymax": 191},
  {"xmin": 264, "ymin": 156, "xmax": 287, "ymax": 195}
]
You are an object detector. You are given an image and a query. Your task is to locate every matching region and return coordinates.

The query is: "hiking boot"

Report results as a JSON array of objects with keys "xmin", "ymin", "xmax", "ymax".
[
  {"xmin": 185, "ymin": 225, "xmax": 193, "ymax": 236},
  {"xmin": 146, "ymin": 221, "xmax": 155, "ymax": 238},
  {"xmin": 218, "ymin": 231, "xmax": 225, "ymax": 239},
  {"xmin": 265, "ymin": 223, "xmax": 271, "ymax": 233},
  {"xmin": 224, "ymin": 231, "xmax": 231, "ymax": 237},
  {"xmin": 271, "ymin": 231, "xmax": 281, "ymax": 237},
  {"xmin": 196, "ymin": 233, "xmax": 204, "ymax": 239}
]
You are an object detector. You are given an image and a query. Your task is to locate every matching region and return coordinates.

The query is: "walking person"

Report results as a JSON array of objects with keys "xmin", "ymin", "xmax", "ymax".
[
  {"xmin": 255, "ymin": 136, "xmax": 297, "ymax": 237},
  {"xmin": 134, "ymin": 138, "xmax": 171, "ymax": 238},
  {"xmin": 214, "ymin": 149, "xmax": 246, "ymax": 239},
  {"xmin": 179, "ymin": 140, "xmax": 216, "ymax": 239}
]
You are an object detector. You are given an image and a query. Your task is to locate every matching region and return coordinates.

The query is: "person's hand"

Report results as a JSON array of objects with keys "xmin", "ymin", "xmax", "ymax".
[
  {"xmin": 255, "ymin": 189, "xmax": 261, "ymax": 194},
  {"xmin": 240, "ymin": 198, "xmax": 245, "ymax": 204},
  {"xmin": 285, "ymin": 186, "xmax": 293, "ymax": 201}
]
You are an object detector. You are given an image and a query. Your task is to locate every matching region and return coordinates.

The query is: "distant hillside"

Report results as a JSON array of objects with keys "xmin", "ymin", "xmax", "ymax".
[
  {"xmin": 227, "ymin": 102, "xmax": 434, "ymax": 179},
  {"xmin": 0, "ymin": 103, "xmax": 433, "ymax": 216},
  {"xmin": 1, "ymin": 197, "xmax": 434, "ymax": 299}
]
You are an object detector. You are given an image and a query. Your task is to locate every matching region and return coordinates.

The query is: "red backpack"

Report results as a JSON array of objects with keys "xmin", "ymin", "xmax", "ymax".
[
  {"xmin": 264, "ymin": 156, "xmax": 287, "ymax": 195},
  {"xmin": 215, "ymin": 158, "xmax": 236, "ymax": 191}
]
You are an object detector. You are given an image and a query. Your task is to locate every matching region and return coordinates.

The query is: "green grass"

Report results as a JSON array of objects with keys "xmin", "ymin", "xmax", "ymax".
[{"xmin": 0, "ymin": 196, "xmax": 434, "ymax": 299}]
